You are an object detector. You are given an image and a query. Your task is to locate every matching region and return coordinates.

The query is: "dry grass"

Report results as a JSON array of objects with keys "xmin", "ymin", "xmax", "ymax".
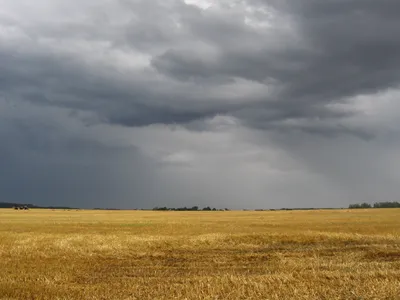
[{"xmin": 0, "ymin": 209, "xmax": 399, "ymax": 299}]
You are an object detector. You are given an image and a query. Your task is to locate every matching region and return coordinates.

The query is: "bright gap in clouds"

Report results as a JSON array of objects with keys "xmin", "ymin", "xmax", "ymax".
[{"xmin": 183, "ymin": 0, "xmax": 214, "ymax": 10}]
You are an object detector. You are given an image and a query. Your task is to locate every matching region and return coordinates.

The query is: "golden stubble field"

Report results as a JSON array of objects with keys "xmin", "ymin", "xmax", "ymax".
[{"xmin": 0, "ymin": 209, "xmax": 399, "ymax": 300}]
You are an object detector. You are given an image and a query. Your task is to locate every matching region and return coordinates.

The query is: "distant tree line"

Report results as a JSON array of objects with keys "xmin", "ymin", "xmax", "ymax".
[
  {"xmin": 0, "ymin": 202, "xmax": 37, "ymax": 209},
  {"xmin": 0, "ymin": 202, "xmax": 76, "ymax": 210},
  {"xmin": 3, "ymin": 201, "xmax": 399, "ymax": 211},
  {"xmin": 372, "ymin": 201, "xmax": 400, "ymax": 208},
  {"xmin": 349, "ymin": 203, "xmax": 372, "ymax": 209},
  {"xmin": 153, "ymin": 206, "xmax": 229, "ymax": 211},
  {"xmin": 349, "ymin": 201, "xmax": 400, "ymax": 209}
]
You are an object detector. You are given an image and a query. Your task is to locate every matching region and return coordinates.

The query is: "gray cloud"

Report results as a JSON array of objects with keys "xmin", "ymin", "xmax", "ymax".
[
  {"xmin": 152, "ymin": 0, "xmax": 400, "ymax": 135},
  {"xmin": 0, "ymin": 102, "xmax": 160, "ymax": 208},
  {"xmin": 1, "ymin": 0, "xmax": 400, "ymax": 208},
  {"xmin": 3, "ymin": 0, "xmax": 400, "ymax": 133}
]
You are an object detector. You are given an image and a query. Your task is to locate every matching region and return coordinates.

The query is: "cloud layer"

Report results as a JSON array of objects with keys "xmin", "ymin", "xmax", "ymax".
[{"xmin": 1, "ymin": 0, "xmax": 400, "ymax": 208}]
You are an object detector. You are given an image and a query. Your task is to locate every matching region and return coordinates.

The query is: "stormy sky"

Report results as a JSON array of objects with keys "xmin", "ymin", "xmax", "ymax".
[{"xmin": 1, "ymin": 0, "xmax": 400, "ymax": 209}]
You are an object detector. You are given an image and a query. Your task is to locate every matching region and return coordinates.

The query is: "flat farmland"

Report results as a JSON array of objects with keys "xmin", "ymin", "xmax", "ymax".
[{"xmin": 0, "ymin": 209, "xmax": 399, "ymax": 299}]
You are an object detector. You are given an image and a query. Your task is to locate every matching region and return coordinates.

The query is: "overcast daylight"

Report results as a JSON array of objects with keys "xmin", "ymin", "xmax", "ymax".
[{"xmin": 1, "ymin": 0, "xmax": 400, "ymax": 209}]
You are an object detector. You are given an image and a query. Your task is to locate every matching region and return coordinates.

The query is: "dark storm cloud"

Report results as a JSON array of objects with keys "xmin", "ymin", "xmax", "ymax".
[
  {"xmin": 0, "ymin": 40, "xmax": 247, "ymax": 128},
  {"xmin": 151, "ymin": 0, "xmax": 400, "ymax": 135},
  {"xmin": 2, "ymin": 0, "xmax": 400, "ymax": 134},
  {"xmin": 273, "ymin": 0, "xmax": 400, "ymax": 97},
  {"xmin": 1, "ymin": 0, "xmax": 400, "ymax": 209},
  {"xmin": 0, "ymin": 103, "xmax": 161, "ymax": 208}
]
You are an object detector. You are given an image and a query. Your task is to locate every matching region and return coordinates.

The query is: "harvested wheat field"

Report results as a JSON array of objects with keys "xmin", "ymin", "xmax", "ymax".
[{"xmin": 0, "ymin": 209, "xmax": 399, "ymax": 300}]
